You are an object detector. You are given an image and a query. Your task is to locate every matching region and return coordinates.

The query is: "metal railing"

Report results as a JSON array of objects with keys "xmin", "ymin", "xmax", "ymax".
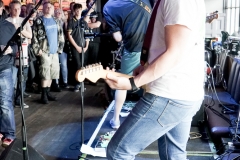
[{"xmin": 224, "ymin": 0, "xmax": 240, "ymax": 35}]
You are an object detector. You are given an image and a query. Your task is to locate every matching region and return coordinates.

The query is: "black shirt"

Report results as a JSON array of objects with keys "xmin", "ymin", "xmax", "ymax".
[
  {"xmin": 82, "ymin": 10, "xmax": 102, "ymax": 43},
  {"xmin": 103, "ymin": 0, "xmax": 153, "ymax": 52},
  {"xmin": 0, "ymin": 18, "xmax": 17, "ymax": 71},
  {"xmin": 67, "ymin": 17, "xmax": 88, "ymax": 47}
]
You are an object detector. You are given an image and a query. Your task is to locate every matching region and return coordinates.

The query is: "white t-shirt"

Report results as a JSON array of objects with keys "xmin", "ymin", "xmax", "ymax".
[
  {"xmin": 6, "ymin": 17, "xmax": 32, "ymax": 44},
  {"xmin": 146, "ymin": 0, "xmax": 206, "ymax": 101},
  {"xmin": 6, "ymin": 17, "xmax": 31, "ymax": 31}
]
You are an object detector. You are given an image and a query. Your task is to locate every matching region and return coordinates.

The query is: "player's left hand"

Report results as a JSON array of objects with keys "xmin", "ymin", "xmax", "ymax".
[
  {"xmin": 105, "ymin": 68, "xmax": 132, "ymax": 91},
  {"xmin": 106, "ymin": 73, "xmax": 132, "ymax": 90}
]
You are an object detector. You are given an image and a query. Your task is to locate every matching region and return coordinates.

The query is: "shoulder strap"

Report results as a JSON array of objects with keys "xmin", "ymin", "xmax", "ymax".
[
  {"xmin": 140, "ymin": 0, "xmax": 161, "ymax": 65},
  {"xmin": 130, "ymin": 0, "xmax": 152, "ymax": 14}
]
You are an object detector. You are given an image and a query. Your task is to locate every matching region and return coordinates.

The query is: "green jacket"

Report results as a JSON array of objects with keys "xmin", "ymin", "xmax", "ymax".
[{"xmin": 32, "ymin": 16, "xmax": 65, "ymax": 55}]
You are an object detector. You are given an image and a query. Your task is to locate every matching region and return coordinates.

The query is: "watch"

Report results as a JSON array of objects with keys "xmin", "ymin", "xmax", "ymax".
[{"xmin": 129, "ymin": 77, "xmax": 139, "ymax": 93}]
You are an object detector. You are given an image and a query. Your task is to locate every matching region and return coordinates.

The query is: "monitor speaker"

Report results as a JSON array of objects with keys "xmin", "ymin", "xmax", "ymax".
[{"xmin": 0, "ymin": 138, "xmax": 45, "ymax": 160}]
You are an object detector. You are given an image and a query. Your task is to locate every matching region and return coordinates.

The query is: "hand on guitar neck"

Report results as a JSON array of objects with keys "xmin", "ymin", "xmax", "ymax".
[
  {"xmin": 75, "ymin": 63, "xmax": 132, "ymax": 82},
  {"xmin": 75, "ymin": 63, "xmax": 133, "ymax": 90}
]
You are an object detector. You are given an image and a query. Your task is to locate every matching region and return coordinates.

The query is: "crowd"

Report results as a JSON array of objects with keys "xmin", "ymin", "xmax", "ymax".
[{"xmin": 0, "ymin": 0, "xmax": 105, "ymax": 147}]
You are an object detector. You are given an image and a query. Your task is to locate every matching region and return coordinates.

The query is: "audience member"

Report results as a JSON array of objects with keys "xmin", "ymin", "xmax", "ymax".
[
  {"xmin": 26, "ymin": 3, "xmax": 38, "ymax": 93},
  {"xmin": 53, "ymin": 8, "xmax": 69, "ymax": 89},
  {"xmin": 0, "ymin": 0, "xmax": 18, "ymax": 148},
  {"xmin": 20, "ymin": 4, "xmax": 26, "ymax": 17},
  {"xmin": 69, "ymin": 2, "xmax": 75, "ymax": 18},
  {"xmin": 67, "ymin": 3, "xmax": 89, "ymax": 92},
  {"xmin": 53, "ymin": 2, "xmax": 60, "ymax": 10},
  {"xmin": 82, "ymin": 0, "xmax": 102, "ymax": 70},
  {"xmin": 6, "ymin": 0, "xmax": 32, "ymax": 109},
  {"xmin": 4, "ymin": 5, "xmax": 9, "ymax": 16},
  {"xmin": 32, "ymin": 2, "xmax": 65, "ymax": 104}
]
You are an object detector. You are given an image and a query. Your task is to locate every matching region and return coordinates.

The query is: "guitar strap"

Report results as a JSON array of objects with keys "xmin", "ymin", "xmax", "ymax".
[{"xmin": 141, "ymin": 0, "xmax": 161, "ymax": 66}]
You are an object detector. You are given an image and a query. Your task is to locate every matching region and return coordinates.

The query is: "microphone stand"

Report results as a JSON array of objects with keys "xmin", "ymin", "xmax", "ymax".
[
  {"xmin": 77, "ymin": 0, "xmax": 97, "ymax": 158},
  {"xmin": 1, "ymin": 1, "xmax": 43, "ymax": 160}
]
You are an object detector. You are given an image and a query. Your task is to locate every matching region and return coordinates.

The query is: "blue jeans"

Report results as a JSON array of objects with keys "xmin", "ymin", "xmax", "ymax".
[
  {"xmin": 57, "ymin": 52, "xmax": 68, "ymax": 84},
  {"xmin": 0, "ymin": 68, "xmax": 16, "ymax": 139},
  {"xmin": 12, "ymin": 66, "xmax": 18, "ymax": 89},
  {"xmin": 107, "ymin": 93, "xmax": 202, "ymax": 160},
  {"xmin": 120, "ymin": 48, "xmax": 140, "ymax": 75},
  {"xmin": 15, "ymin": 67, "xmax": 29, "ymax": 104}
]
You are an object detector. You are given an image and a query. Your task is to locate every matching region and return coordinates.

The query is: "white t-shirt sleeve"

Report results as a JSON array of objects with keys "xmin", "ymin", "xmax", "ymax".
[{"xmin": 163, "ymin": 0, "xmax": 196, "ymax": 31}]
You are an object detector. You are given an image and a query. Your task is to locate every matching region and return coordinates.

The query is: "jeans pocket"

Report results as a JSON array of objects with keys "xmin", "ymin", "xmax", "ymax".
[{"xmin": 157, "ymin": 100, "xmax": 193, "ymax": 127}]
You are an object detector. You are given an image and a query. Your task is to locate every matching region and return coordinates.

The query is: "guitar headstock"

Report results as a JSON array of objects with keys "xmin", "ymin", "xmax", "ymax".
[
  {"xmin": 206, "ymin": 11, "xmax": 218, "ymax": 23},
  {"xmin": 75, "ymin": 63, "xmax": 104, "ymax": 83}
]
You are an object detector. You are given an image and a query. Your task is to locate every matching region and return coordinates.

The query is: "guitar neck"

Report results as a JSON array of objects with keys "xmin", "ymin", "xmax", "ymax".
[
  {"xmin": 75, "ymin": 65, "xmax": 133, "ymax": 83},
  {"xmin": 101, "ymin": 70, "xmax": 133, "ymax": 79}
]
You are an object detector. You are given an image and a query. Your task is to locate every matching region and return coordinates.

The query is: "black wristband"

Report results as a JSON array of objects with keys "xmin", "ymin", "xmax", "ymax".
[{"xmin": 129, "ymin": 77, "xmax": 139, "ymax": 93}]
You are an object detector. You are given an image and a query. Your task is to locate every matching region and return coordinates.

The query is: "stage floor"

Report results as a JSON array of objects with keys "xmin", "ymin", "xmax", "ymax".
[{"xmin": 0, "ymin": 80, "xmax": 215, "ymax": 160}]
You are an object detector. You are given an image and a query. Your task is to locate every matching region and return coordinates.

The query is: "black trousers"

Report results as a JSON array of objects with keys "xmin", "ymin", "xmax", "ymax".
[
  {"xmin": 71, "ymin": 47, "xmax": 88, "ymax": 85},
  {"xmin": 85, "ymin": 42, "xmax": 100, "ymax": 65}
]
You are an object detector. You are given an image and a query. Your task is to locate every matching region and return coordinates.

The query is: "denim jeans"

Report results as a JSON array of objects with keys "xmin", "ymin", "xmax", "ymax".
[
  {"xmin": 107, "ymin": 93, "xmax": 202, "ymax": 160},
  {"xmin": 12, "ymin": 66, "xmax": 18, "ymax": 89},
  {"xmin": 15, "ymin": 67, "xmax": 29, "ymax": 104},
  {"xmin": 57, "ymin": 52, "xmax": 68, "ymax": 84},
  {"xmin": 0, "ymin": 68, "xmax": 16, "ymax": 139},
  {"xmin": 120, "ymin": 48, "xmax": 141, "ymax": 75}
]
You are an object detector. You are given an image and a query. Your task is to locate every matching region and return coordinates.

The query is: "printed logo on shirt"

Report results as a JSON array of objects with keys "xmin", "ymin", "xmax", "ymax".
[{"xmin": 45, "ymin": 24, "xmax": 57, "ymax": 31}]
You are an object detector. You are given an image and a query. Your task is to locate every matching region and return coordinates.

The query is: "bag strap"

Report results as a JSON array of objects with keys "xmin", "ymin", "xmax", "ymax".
[{"xmin": 141, "ymin": 0, "xmax": 161, "ymax": 65}]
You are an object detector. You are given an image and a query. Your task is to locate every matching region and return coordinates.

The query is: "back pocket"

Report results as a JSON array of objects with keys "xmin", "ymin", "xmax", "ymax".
[{"xmin": 157, "ymin": 100, "xmax": 193, "ymax": 127}]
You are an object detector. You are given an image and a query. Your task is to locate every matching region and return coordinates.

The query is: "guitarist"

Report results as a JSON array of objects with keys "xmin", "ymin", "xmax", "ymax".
[
  {"xmin": 103, "ymin": 0, "xmax": 154, "ymax": 129},
  {"xmin": 105, "ymin": 0, "xmax": 206, "ymax": 159}
]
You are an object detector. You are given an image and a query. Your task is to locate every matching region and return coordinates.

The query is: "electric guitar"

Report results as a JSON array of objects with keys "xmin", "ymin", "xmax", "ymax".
[
  {"xmin": 75, "ymin": 63, "xmax": 132, "ymax": 83},
  {"xmin": 206, "ymin": 11, "xmax": 218, "ymax": 23}
]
